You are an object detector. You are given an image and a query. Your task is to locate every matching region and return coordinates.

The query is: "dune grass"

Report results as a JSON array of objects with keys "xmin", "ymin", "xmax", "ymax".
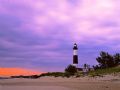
[
  {"xmin": 40, "ymin": 72, "xmax": 65, "ymax": 77},
  {"xmin": 88, "ymin": 66, "xmax": 120, "ymax": 77}
]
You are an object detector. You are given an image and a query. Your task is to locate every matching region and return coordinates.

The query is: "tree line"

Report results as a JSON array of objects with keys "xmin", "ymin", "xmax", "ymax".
[{"xmin": 94, "ymin": 51, "xmax": 120, "ymax": 69}]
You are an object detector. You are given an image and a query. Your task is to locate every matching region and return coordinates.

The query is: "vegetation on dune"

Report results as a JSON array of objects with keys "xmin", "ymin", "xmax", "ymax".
[
  {"xmin": 11, "ymin": 72, "xmax": 65, "ymax": 79},
  {"xmin": 39, "ymin": 72, "xmax": 65, "ymax": 77},
  {"xmin": 11, "ymin": 75, "xmax": 41, "ymax": 79},
  {"xmin": 89, "ymin": 66, "xmax": 120, "ymax": 77}
]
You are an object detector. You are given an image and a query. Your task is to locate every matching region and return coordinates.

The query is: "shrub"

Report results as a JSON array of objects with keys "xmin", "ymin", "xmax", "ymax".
[{"xmin": 65, "ymin": 64, "xmax": 77, "ymax": 76}]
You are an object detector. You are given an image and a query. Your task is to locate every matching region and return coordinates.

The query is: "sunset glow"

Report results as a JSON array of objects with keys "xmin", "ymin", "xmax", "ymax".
[{"xmin": 0, "ymin": 68, "xmax": 41, "ymax": 76}]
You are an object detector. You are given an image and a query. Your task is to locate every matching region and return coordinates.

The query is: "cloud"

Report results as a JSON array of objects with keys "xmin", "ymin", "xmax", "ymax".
[{"xmin": 0, "ymin": 0, "xmax": 120, "ymax": 72}]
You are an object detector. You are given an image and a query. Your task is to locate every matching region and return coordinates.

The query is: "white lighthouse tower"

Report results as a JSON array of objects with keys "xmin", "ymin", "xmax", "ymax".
[{"xmin": 73, "ymin": 43, "xmax": 78, "ymax": 67}]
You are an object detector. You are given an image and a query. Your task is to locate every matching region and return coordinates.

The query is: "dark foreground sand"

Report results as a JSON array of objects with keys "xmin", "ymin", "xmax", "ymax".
[{"xmin": 0, "ymin": 76, "xmax": 120, "ymax": 90}]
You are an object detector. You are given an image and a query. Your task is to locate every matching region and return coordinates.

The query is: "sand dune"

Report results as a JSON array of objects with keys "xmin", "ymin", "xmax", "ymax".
[{"xmin": 0, "ymin": 76, "xmax": 120, "ymax": 90}]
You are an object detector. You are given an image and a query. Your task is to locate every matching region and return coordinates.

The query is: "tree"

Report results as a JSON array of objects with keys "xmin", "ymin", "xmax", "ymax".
[
  {"xmin": 84, "ymin": 64, "xmax": 87, "ymax": 68},
  {"xmin": 96, "ymin": 51, "xmax": 114, "ymax": 68},
  {"xmin": 93, "ymin": 65, "xmax": 100, "ymax": 70},
  {"xmin": 113, "ymin": 53, "xmax": 120, "ymax": 66},
  {"xmin": 65, "ymin": 64, "xmax": 77, "ymax": 75}
]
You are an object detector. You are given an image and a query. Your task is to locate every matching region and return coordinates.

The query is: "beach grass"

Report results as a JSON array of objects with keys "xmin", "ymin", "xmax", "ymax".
[{"xmin": 88, "ymin": 66, "xmax": 120, "ymax": 77}]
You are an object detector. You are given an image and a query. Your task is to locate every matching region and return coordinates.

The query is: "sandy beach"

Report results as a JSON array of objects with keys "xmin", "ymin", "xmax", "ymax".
[{"xmin": 0, "ymin": 75, "xmax": 120, "ymax": 90}]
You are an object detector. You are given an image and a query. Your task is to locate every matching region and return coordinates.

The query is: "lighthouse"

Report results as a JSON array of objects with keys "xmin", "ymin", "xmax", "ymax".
[{"xmin": 73, "ymin": 43, "xmax": 78, "ymax": 67}]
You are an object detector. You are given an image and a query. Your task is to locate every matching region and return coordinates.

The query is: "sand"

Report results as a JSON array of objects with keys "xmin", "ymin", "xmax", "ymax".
[{"xmin": 0, "ymin": 76, "xmax": 120, "ymax": 90}]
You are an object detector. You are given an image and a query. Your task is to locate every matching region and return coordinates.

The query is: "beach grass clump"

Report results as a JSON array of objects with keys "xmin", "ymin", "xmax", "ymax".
[
  {"xmin": 89, "ymin": 66, "xmax": 120, "ymax": 77},
  {"xmin": 39, "ymin": 72, "xmax": 65, "ymax": 77},
  {"xmin": 88, "ymin": 71, "xmax": 103, "ymax": 77},
  {"xmin": 40, "ymin": 72, "xmax": 75, "ymax": 78},
  {"xmin": 75, "ymin": 71, "xmax": 84, "ymax": 77}
]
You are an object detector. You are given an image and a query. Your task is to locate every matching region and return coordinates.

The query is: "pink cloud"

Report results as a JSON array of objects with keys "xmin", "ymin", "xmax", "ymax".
[{"xmin": 0, "ymin": 0, "xmax": 119, "ymax": 44}]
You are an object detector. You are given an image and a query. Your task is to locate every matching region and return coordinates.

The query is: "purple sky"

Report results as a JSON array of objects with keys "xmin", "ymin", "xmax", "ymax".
[{"xmin": 0, "ymin": 0, "xmax": 120, "ymax": 72}]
